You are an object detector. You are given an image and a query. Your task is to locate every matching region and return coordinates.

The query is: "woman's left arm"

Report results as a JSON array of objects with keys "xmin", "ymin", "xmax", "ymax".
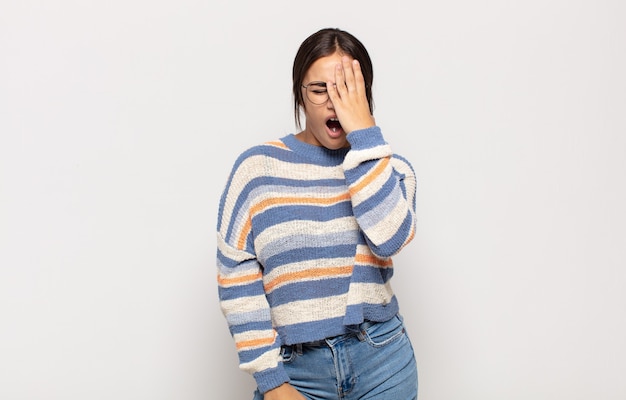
[
  {"xmin": 327, "ymin": 56, "xmax": 417, "ymax": 258},
  {"xmin": 343, "ymin": 127, "xmax": 417, "ymax": 258}
]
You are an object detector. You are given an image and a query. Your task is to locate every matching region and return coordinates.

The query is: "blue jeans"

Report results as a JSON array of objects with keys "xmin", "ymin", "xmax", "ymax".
[{"xmin": 253, "ymin": 314, "xmax": 418, "ymax": 399}]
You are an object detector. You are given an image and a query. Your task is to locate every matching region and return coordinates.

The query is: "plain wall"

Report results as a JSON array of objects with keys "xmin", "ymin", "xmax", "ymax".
[{"xmin": 1, "ymin": 0, "xmax": 625, "ymax": 399}]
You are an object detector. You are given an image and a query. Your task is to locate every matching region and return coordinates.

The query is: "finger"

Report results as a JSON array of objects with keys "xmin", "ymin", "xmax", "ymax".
[
  {"xmin": 326, "ymin": 80, "xmax": 339, "ymax": 103},
  {"xmin": 334, "ymin": 62, "xmax": 348, "ymax": 97},
  {"xmin": 351, "ymin": 59, "xmax": 366, "ymax": 96},
  {"xmin": 342, "ymin": 56, "xmax": 356, "ymax": 91}
]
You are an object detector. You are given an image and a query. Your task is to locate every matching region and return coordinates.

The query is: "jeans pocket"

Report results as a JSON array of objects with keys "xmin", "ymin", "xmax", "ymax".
[{"xmin": 362, "ymin": 315, "xmax": 406, "ymax": 348}]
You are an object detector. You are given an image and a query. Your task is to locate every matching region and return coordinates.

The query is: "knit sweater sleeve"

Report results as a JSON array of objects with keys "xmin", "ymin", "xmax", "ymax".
[
  {"xmin": 216, "ymin": 150, "xmax": 290, "ymax": 394},
  {"xmin": 343, "ymin": 126, "xmax": 417, "ymax": 258}
]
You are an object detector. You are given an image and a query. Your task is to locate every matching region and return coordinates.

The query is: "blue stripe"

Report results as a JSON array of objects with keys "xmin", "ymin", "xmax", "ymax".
[
  {"xmin": 239, "ymin": 345, "xmax": 279, "ymax": 364},
  {"xmin": 228, "ymin": 319, "xmax": 272, "ymax": 334},
  {"xmin": 258, "ymin": 230, "xmax": 359, "ymax": 262},
  {"xmin": 350, "ymin": 265, "xmax": 394, "ymax": 283},
  {"xmin": 353, "ymin": 179, "xmax": 401, "ymax": 229},
  {"xmin": 266, "ymin": 278, "xmax": 350, "ymax": 306},
  {"xmin": 275, "ymin": 316, "xmax": 348, "ymax": 345},
  {"xmin": 253, "ymin": 201, "xmax": 352, "ymax": 235},
  {"xmin": 392, "ymin": 154, "xmax": 417, "ymax": 210},
  {"xmin": 344, "ymin": 297, "xmax": 399, "ymax": 324},
  {"xmin": 218, "ymin": 281, "xmax": 264, "ymax": 300}
]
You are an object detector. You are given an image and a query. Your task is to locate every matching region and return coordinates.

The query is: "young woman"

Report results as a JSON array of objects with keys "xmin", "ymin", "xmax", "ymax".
[{"xmin": 217, "ymin": 28, "xmax": 418, "ymax": 400}]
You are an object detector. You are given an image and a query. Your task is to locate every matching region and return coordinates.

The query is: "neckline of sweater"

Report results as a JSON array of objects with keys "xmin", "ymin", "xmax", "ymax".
[{"xmin": 281, "ymin": 134, "xmax": 349, "ymax": 165}]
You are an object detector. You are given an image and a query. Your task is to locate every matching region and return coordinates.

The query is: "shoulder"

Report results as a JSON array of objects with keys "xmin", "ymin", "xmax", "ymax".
[
  {"xmin": 221, "ymin": 137, "xmax": 297, "ymax": 193},
  {"xmin": 228, "ymin": 138, "xmax": 291, "ymax": 172},
  {"xmin": 234, "ymin": 139, "xmax": 290, "ymax": 163}
]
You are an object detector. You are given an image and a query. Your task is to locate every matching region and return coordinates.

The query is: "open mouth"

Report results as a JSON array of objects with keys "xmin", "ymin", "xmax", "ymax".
[{"xmin": 326, "ymin": 117, "xmax": 342, "ymax": 133}]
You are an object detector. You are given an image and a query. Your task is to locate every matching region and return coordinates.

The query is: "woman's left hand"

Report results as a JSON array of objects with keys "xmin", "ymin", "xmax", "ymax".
[{"xmin": 326, "ymin": 56, "xmax": 376, "ymax": 134}]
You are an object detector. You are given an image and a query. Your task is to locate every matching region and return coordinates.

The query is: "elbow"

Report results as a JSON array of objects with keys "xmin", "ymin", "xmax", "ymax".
[{"xmin": 366, "ymin": 215, "xmax": 415, "ymax": 258}]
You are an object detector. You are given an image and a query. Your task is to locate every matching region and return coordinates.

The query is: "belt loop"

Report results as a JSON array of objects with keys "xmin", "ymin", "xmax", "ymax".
[
  {"xmin": 356, "ymin": 321, "xmax": 366, "ymax": 342},
  {"xmin": 296, "ymin": 343, "xmax": 303, "ymax": 355},
  {"xmin": 357, "ymin": 320, "xmax": 376, "ymax": 342}
]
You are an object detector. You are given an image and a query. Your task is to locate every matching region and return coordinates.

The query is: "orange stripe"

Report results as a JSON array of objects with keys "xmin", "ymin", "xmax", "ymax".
[
  {"xmin": 217, "ymin": 271, "xmax": 262, "ymax": 286},
  {"xmin": 237, "ymin": 216, "xmax": 253, "ymax": 250},
  {"xmin": 264, "ymin": 265, "xmax": 353, "ymax": 292},
  {"xmin": 265, "ymin": 140, "xmax": 289, "ymax": 149},
  {"xmin": 355, "ymin": 254, "xmax": 393, "ymax": 267},
  {"xmin": 236, "ymin": 335, "xmax": 276, "ymax": 350},
  {"xmin": 349, "ymin": 157, "xmax": 390, "ymax": 196},
  {"xmin": 404, "ymin": 225, "xmax": 416, "ymax": 246},
  {"xmin": 236, "ymin": 192, "xmax": 351, "ymax": 249},
  {"xmin": 251, "ymin": 193, "xmax": 351, "ymax": 213}
]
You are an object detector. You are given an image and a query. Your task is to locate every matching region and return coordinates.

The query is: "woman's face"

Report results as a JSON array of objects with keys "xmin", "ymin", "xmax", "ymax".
[{"xmin": 298, "ymin": 51, "xmax": 352, "ymax": 149}]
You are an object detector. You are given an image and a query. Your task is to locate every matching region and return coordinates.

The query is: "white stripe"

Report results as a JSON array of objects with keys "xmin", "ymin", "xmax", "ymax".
[
  {"xmin": 346, "ymin": 282, "xmax": 394, "ymax": 306},
  {"xmin": 239, "ymin": 348, "xmax": 281, "ymax": 374},
  {"xmin": 220, "ymin": 294, "xmax": 268, "ymax": 316},
  {"xmin": 271, "ymin": 295, "xmax": 348, "ymax": 327},
  {"xmin": 263, "ymin": 257, "xmax": 354, "ymax": 283},
  {"xmin": 249, "ymin": 183, "xmax": 347, "ymax": 201},
  {"xmin": 260, "ymin": 155, "xmax": 346, "ymax": 180},
  {"xmin": 233, "ymin": 154, "xmax": 345, "ymax": 186},
  {"xmin": 216, "ymin": 233, "xmax": 255, "ymax": 263},
  {"xmin": 343, "ymin": 144, "xmax": 392, "ymax": 170}
]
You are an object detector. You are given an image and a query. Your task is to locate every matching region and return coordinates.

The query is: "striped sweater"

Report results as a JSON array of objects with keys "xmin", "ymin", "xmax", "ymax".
[{"xmin": 216, "ymin": 126, "xmax": 417, "ymax": 393}]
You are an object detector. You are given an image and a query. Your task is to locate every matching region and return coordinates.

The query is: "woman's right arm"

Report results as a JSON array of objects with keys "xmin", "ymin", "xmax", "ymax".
[{"xmin": 216, "ymin": 150, "xmax": 290, "ymax": 394}]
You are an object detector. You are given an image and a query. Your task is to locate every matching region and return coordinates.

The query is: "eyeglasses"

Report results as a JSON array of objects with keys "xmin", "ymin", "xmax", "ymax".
[{"xmin": 302, "ymin": 81, "xmax": 329, "ymax": 105}]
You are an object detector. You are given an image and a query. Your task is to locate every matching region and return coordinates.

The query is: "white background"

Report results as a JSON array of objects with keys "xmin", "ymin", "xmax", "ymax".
[{"xmin": 1, "ymin": 0, "xmax": 625, "ymax": 399}]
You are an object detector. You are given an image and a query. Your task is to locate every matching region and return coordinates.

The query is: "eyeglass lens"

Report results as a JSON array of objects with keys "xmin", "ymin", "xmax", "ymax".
[{"xmin": 305, "ymin": 82, "xmax": 329, "ymax": 105}]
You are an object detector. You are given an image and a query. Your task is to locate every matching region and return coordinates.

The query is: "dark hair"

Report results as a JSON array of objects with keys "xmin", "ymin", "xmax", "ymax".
[{"xmin": 292, "ymin": 28, "xmax": 374, "ymax": 130}]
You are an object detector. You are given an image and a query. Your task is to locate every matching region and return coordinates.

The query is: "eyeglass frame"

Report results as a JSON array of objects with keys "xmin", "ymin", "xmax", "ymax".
[{"xmin": 301, "ymin": 81, "xmax": 331, "ymax": 105}]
